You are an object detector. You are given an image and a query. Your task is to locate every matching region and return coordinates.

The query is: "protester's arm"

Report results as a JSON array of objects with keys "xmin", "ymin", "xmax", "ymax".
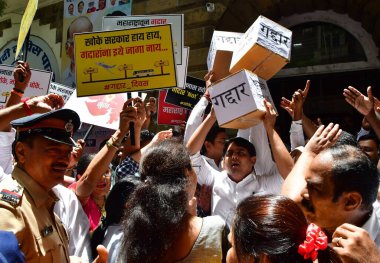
[
  {"xmin": 5, "ymin": 61, "xmax": 31, "ymax": 109},
  {"xmin": 263, "ymin": 99, "xmax": 294, "ymax": 179},
  {"xmin": 282, "ymin": 123, "xmax": 341, "ymax": 202},
  {"xmin": 344, "ymin": 86, "xmax": 380, "ymax": 138},
  {"xmin": 183, "ymin": 71, "xmax": 214, "ymax": 144},
  {"xmin": 332, "ymin": 223, "xmax": 380, "ymax": 263},
  {"xmin": 0, "ymin": 94, "xmax": 64, "ymax": 132},
  {"xmin": 186, "ymin": 107, "xmax": 217, "ymax": 155},
  {"xmin": 75, "ymin": 99, "xmax": 137, "ymax": 200}
]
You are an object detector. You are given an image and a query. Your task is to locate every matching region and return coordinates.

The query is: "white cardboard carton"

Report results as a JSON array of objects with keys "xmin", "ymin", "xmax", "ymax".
[
  {"xmin": 230, "ymin": 15, "xmax": 292, "ymax": 80},
  {"xmin": 209, "ymin": 69, "xmax": 276, "ymax": 129},
  {"xmin": 207, "ymin": 31, "xmax": 243, "ymax": 81}
]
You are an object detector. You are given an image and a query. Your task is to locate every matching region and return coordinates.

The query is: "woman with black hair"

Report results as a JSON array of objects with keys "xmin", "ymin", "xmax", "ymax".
[
  {"xmin": 118, "ymin": 139, "xmax": 226, "ymax": 263},
  {"xmin": 227, "ymin": 195, "xmax": 341, "ymax": 263},
  {"xmin": 91, "ymin": 177, "xmax": 140, "ymax": 262}
]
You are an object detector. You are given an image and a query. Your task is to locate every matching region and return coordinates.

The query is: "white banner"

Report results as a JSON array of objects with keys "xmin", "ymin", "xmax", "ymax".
[{"xmin": 0, "ymin": 64, "xmax": 52, "ymax": 109}]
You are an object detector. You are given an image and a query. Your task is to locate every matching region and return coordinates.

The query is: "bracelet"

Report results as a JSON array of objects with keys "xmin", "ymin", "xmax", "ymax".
[
  {"xmin": 110, "ymin": 135, "xmax": 122, "ymax": 147},
  {"xmin": 13, "ymin": 88, "xmax": 24, "ymax": 94},
  {"xmin": 106, "ymin": 140, "xmax": 119, "ymax": 150},
  {"xmin": 11, "ymin": 89, "xmax": 23, "ymax": 98},
  {"xmin": 21, "ymin": 98, "xmax": 33, "ymax": 116}
]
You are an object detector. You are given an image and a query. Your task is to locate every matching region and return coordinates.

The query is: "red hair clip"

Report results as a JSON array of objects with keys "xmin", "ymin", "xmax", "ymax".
[{"xmin": 298, "ymin": 223, "xmax": 328, "ymax": 261}]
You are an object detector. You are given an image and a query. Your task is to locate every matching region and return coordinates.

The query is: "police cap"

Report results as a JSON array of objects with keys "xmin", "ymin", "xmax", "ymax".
[{"xmin": 11, "ymin": 109, "xmax": 81, "ymax": 147}]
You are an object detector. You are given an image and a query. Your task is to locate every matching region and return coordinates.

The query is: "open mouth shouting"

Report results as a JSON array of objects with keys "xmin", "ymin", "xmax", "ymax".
[{"xmin": 231, "ymin": 162, "xmax": 240, "ymax": 169}]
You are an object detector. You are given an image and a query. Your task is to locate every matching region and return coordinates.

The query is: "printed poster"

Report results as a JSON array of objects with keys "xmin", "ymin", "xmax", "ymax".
[
  {"xmin": 102, "ymin": 14, "xmax": 184, "ymax": 64},
  {"xmin": 176, "ymin": 46, "xmax": 189, "ymax": 89},
  {"xmin": 165, "ymin": 76, "xmax": 205, "ymax": 109},
  {"xmin": 62, "ymin": 0, "xmax": 132, "ymax": 88},
  {"xmin": 48, "ymin": 82, "xmax": 75, "ymax": 103},
  {"xmin": 75, "ymin": 24, "xmax": 177, "ymax": 96},
  {"xmin": 64, "ymin": 90, "xmax": 146, "ymax": 130},
  {"xmin": 0, "ymin": 65, "xmax": 52, "ymax": 109},
  {"xmin": 157, "ymin": 90, "xmax": 189, "ymax": 126}
]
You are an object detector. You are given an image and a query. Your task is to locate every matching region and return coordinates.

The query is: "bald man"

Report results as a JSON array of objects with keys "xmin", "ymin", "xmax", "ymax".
[{"xmin": 62, "ymin": 16, "xmax": 93, "ymax": 88}]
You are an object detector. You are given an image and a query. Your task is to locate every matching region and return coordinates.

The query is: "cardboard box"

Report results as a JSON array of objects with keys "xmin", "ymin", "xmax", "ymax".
[
  {"xmin": 230, "ymin": 15, "xmax": 292, "ymax": 80},
  {"xmin": 208, "ymin": 69, "xmax": 276, "ymax": 129},
  {"xmin": 207, "ymin": 31, "xmax": 243, "ymax": 81}
]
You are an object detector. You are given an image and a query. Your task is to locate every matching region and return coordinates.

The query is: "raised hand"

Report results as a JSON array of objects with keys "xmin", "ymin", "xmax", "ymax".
[
  {"xmin": 263, "ymin": 98, "xmax": 277, "ymax": 132},
  {"xmin": 133, "ymin": 97, "xmax": 146, "ymax": 128},
  {"xmin": 67, "ymin": 139, "xmax": 85, "ymax": 173},
  {"xmin": 343, "ymin": 86, "xmax": 374, "ymax": 116},
  {"xmin": 119, "ymin": 98, "xmax": 137, "ymax": 134},
  {"xmin": 145, "ymin": 97, "xmax": 157, "ymax": 117},
  {"xmin": 304, "ymin": 123, "xmax": 341, "ymax": 155},
  {"xmin": 13, "ymin": 61, "xmax": 31, "ymax": 91},
  {"xmin": 28, "ymin": 94, "xmax": 65, "ymax": 114},
  {"xmin": 280, "ymin": 80, "xmax": 310, "ymax": 120},
  {"xmin": 151, "ymin": 129, "xmax": 173, "ymax": 144}
]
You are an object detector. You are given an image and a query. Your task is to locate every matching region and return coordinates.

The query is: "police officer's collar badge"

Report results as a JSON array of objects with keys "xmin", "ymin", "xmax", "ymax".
[{"xmin": 65, "ymin": 120, "xmax": 74, "ymax": 133}]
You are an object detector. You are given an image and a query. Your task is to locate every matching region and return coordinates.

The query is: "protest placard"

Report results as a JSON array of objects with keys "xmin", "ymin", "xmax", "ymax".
[
  {"xmin": 165, "ymin": 76, "xmax": 205, "ymax": 109},
  {"xmin": 157, "ymin": 90, "xmax": 189, "ymax": 126},
  {"xmin": 176, "ymin": 47, "xmax": 189, "ymax": 89},
  {"xmin": 75, "ymin": 24, "xmax": 177, "ymax": 97},
  {"xmin": 0, "ymin": 65, "xmax": 52, "ymax": 109},
  {"xmin": 73, "ymin": 123, "xmax": 115, "ymax": 154},
  {"xmin": 64, "ymin": 90, "xmax": 146, "ymax": 130},
  {"xmin": 103, "ymin": 14, "xmax": 184, "ymax": 64},
  {"xmin": 207, "ymin": 30, "xmax": 243, "ymax": 81},
  {"xmin": 61, "ymin": 0, "xmax": 132, "ymax": 88},
  {"xmin": 230, "ymin": 15, "xmax": 292, "ymax": 80},
  {"xmin": 209, "ymin": 70, "xmax": 276, "ymax": 129},
  {"xmin": 15, "ymin": 0, "xmax": 38, "ymax": 59},
  {"xmin": 48, "ymin": 82, "xmax": 75, "ymax": 103}
]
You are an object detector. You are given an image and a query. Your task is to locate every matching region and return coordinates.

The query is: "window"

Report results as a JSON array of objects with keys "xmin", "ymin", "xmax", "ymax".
[{"xmin": 286, "ymin": 22, "xmax": 366, "ymax": 68}]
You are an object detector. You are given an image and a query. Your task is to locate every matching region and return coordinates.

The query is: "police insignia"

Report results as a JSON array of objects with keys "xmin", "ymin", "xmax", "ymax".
[
  {"xmin": 65, "ymin": 120, "xmax": 74, "ymax": 133},
  {"xmin": 0, "ymin": 189, "xmax": 22, "ymax": 206}
]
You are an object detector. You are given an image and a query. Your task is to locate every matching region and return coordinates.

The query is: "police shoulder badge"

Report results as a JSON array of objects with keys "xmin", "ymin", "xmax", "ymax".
[{"xmin": 0, "ymin": 179, "xmax": 24, "ymax": 206}]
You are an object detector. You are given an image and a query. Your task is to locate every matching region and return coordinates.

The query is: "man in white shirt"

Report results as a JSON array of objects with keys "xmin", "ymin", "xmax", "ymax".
[
  {"xmin": 184, "ymin": 96, "xmax": 228, "ymax": 171},
  {"xmin": 188, "ymin": 100, "xmax": 294, "ymax": 226}
]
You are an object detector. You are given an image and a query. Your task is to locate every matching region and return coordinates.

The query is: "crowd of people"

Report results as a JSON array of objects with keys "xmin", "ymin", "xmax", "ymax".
[{"xmin": 0, "ymin": 61, "xmax": 380, "ymax": 263}]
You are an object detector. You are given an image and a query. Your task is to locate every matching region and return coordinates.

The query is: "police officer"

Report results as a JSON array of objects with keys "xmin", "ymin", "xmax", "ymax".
[{"xmin": 0, "ymin": 108, "xmax": 80, "ymax": 262}]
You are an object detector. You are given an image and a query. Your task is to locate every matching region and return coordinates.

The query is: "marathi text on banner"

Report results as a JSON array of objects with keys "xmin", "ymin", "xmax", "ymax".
[{"xmin": 75, "ymin": 24, "xmax": 177, "ymax": 97}]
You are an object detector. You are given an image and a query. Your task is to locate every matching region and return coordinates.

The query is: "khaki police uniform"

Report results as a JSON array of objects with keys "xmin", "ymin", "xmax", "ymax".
[{"xmin": 0, "ymin": 166, "xmax": 70, "ymax": 263}]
